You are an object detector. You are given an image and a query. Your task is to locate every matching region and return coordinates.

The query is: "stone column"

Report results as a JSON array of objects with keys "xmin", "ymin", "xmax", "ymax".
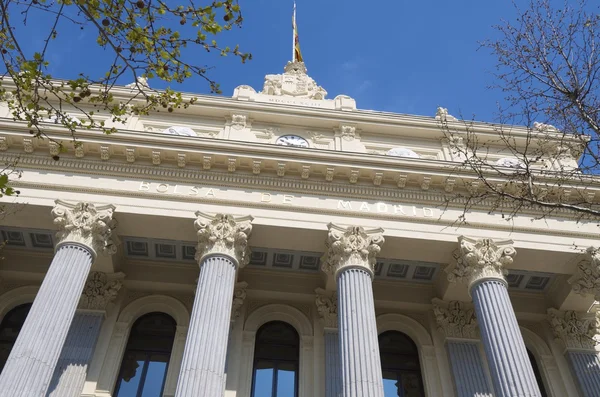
[
  {"xmin": 322, "ymin": 224, "xmax": 385, "ymax": 397},
  {"xmin": 0, "ymin": 200, "xmax": 116, "ymax": 397},
  {"xmin": 446, "ymin": 236, "xmax": 542, "ymax": 397},
  {"xmin": 47, "ymin": 271, "xmax": 123, "ymax": 397},
  {"xmin": 432, "ymin": 299, "xmax": 493, "ymax": 397},
  {"xmin": 548, "ymin": 309, "xmax": 600, "ymax": 397},
  {"xmin": 174, "ymin": 212, "xmax": 252, "ymax": 397},
  {"xmin": 316, "ymin": 288, "xmax": 342, "ymax": 397}
]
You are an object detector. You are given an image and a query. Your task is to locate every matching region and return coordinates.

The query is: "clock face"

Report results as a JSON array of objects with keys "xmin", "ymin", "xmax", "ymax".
[{"xmin": 276, "ymin": 135, "xmax": 309, "ymax": 148}]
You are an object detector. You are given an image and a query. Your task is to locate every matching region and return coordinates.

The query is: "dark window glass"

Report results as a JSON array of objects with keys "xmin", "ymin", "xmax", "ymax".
[
  {"xmin": 0, "ymin": 303, "xmax": 32, "ymax": 373},
  {"xmin": 379, "ymin": 331, "xmax": 425, "ymax": 397},
  {"xmin": 251, "ymin": 321, "xmax": 299, "ymax": 397},
  {"xmin": 114, "ymin": 313, "xmax": 176, "ymax": 397},
  {"xmin": 527, "ymin": 349, "xmax": 548, "ymax": 397}
]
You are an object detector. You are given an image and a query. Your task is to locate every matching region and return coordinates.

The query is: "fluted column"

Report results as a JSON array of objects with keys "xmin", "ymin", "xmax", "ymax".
[
  {"xmin": 432, "ymin": 299, "xmax": 493, "ymax": 397},
  {"xmin": 548, "ymin": 309, "xmax": 600, "ymax": 397},
  {"xmin": 316, "ymin": 288, "xmax": 342, "ymax": 397},
  {"xmin": 0, "ymin": 201, "xmax": 116, "ymax": 397},
  {"xmin": 47, "ymin": 272, "xmax": 123, "ymax": 397},
  {"xmin": 446, "ymin": 236, "xmax": 541, "ymax": 397},
  {"xmin": 174, "ymin": 212, "xmax": 252, "ymax": 397},
  {"xmin": 322, "ymin": 224, "xmax": 385, "ymax": 397}
]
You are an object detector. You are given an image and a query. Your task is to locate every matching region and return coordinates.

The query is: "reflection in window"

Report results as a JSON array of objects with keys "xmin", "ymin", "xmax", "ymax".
[
  {"xmin": 251, "ymin": 321, "xmax": 299, "ymax": 397},
  {"xmin": 527, "ymin": 349, "xmax": 548, "ymax": 397},
  {"xmin": 379, "ymin": 331, "xmax": 425, "ymax": 397},
  {"xmin": 0, "ymin": 303, "xmax": 32, "ymax": 374},
  {"xmin": 114, "ymin": 312, "xmax": 176, "ymax": 397}
]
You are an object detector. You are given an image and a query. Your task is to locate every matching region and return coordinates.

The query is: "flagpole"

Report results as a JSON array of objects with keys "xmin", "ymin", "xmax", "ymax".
[{"xmin": 292, "ymin": 1, "xmax": 296, "ymax": 62}]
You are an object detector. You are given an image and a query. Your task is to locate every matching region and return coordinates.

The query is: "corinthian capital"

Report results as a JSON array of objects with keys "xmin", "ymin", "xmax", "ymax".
[
  {"xmin": 78, "ymin": 271, "xmax": 124, "ymax": 311},
  {"xmin": 446, "ymin": 236, "xmax": 516, "ymax": 289},
  {"xmin": 432, "ymin": 299, "xmax": 478, "ymax": 340},
  {"xmin": 194, "ymin": 212, "xmax": 253, "ymax": 267},
  {"xmin": 52, "ymin": 200, "xmax": 117, "ymax": 257},
  {"xmin": 315, "ymin": 288, "xmax": 338, "ymax": 329},
  {"xmin": 548, "ymin": 309, "xmax": 599, "ymax": 351},
  {"xmin": 568, "ymin": 247, "xmax": 600, "ymax": 299},
  {"xmin": 321, "ymin": 223, "xmax": 384, "ymax": 278}
]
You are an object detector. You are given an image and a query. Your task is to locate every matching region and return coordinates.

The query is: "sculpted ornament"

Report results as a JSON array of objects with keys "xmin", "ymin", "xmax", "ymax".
[
  {"xmin": 78, "ymin": 271, "xmax": 124, "ymax": 311},
  {"xmin": 568, "ymin": 247, "xmax": 600, "ymax": 299},
  {"xmin": 52, "ymin": 200, "xmax": 117, "ymax": 257},
  {"xmin": 231, "ymin": 281, "xmax": 248, "ymax": 321},
  {"xmin": 548, "ymin": 309, "xmax": 599, "ymax": 351},
  {"xmin": 321, "ymin": 223, "xmax": 385, "ymax": 278},
  {"xmin": 315, "ymin": 288, "xmax": 338, "ymax": 329},
  {"xmin": 432, "ymin": 299, "xmax": 478, "ymax": 339},
  {"xmin": 261, "ymin": 61, "xmax": 327, "ymax": 100},
  {"xmin": 194, "ymin": 212, "xmax": 253, "ymax": 267},
  {"xmin": 446, "ymin": 236, "xmax": 516, "ymax": 289}
]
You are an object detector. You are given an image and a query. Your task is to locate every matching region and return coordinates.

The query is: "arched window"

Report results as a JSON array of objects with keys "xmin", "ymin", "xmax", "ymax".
[
  {"xmin": 527, "ymin": 349, "xmax": 548, "ymax": 397},
  {"xmin": 379, "ymin": 331, "xmax": 425, "ymax": 397},
  {"xmin": 251, "ymin": 321, "xmax": 299, "ymax": 397},
  {"xmin": 0, "ymin": 303, "xmax": 32, "ymax": 373},
  {"xmin": 114, "ymin": 312, "xmax": 176, "ymax": 397}
]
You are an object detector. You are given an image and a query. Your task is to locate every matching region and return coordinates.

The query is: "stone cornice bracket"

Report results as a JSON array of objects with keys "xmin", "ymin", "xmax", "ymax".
[
  {"xmin": 51, "ymin": 200, "xmax": 118, "ymax": 259},
  {"xmin": 194, "ymin": 212, "xmax": 253, "ymax": 268},
  {"xmin": 432, "ymin": 298, "xmax": 479, "ymax": 340},
  {"xmin": 78, "ymin": 271, "xmax": 125, "ymax": 312},
  {"xmin": 321, "ymin": 223, "xmax": 384, "ymax": 279},
  {"xmin": 568, "ymin": 246, "xmax": 600, "ymax": 300},
  {"xmin": 315, "ymin": 288, "xmax": 338, "ymax": 330},
  {"xmin": 548, "ymin": 308, "xmax": 599, "ymax": 352},
  {"xmin": 445, "ymin": 236, "xmax": 516, "ymax": 292},
  {"xmin": 231, "ymin": 281, "xmax": 248, "ymax": 322}
]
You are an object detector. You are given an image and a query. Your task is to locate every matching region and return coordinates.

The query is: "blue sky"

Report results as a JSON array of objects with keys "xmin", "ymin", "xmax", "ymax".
[{"xmin": 10, "ymin": 1, "xmax": 522, "ymax": 124}]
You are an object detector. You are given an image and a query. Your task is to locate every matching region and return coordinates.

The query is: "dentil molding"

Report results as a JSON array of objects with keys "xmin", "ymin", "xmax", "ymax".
[
  {"xmin": 78, "ymin": 271, "xmax": 124, "ymax": 311},
  {"xmin": 321, "ymin": 223, "xmax": 384, "ymax": 278},
  {"xmin": 51, "ymin": 200, "xmax": 118, "ymax": 257},
  {"xmin": 547, "ymin": 308, "xmax": 599, "ymax": 351},
  {"xmin": 569, "ymin": 246, "xmax": 600, "ymax": 299},
  {"xmin": 194, "ymin": 212, "xmax": 253, "ymax": 267},
  {"xmin": 432, "ymin": 298, "xmax": 478, "ymax": 340},
  {"xmin": 315, "ymin": 288, "xmax": 337, "ymax": 329}
]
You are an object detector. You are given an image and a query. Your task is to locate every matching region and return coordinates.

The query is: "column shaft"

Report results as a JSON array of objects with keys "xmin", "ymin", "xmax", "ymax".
[
  {"xmin": 567, "ymin": 351, "xmax": 600, "ymax": 397},
  {"xmin": 0, "ymin": 245, "xmax": 93, "ymax": 397},
  {"xmin": 446, "ymin": 341, "xmax": 493, "ymax": 397},
  {"xmin": 338, "ymin": 268, "xmax": 384, "ymax": 397},
  {"xmin": 46, "ymin": 312, "xmax": 103, "ymax": 397},
  {"xmin": 471, "ymin": 280, "xmax": 541, "ymax": 397},
  {"xmin": 324, "ymin": 329, "xmax": 342, "ymax": 397},
  {"xmin": 174, "ymin": 255, "xmax": 236, "ymax": 397}
]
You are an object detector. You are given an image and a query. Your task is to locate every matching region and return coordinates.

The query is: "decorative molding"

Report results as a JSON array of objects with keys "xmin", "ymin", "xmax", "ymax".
[
  {"xmin": 349, "ymin": 169, "xmax": 359, "ymax": 184},
  {"xmin": 177, "ymin": 153, "xmax": 186, "ymax": 168},
  {"xmin": 152, "ymin": 151, "xmax": 161, "ymax": 165},
  {"xmin": 569, "ymin": 246, "xmax": 600, "ymax": 299},
  {"xmin": 547, "ymin": 309, "xmax": 599, "ymax": 351},
  {"xmin": 74, "ymin": 144, "xmax": 84, "ymax": 158},
  {"xmin": 277, "ymin": 162, "xmax": 286, "ymax": 177},
  {"xmin": 78, "ymin": 271, "xmax": 124, "ymax": 311},
  {"xmin": 231, "ymin": 281, "xmax": 248, "ymax": 321},
  {"xmin": 52, "ymin": 200, "xmax": 118, "ymax": 256},
  {"xmin": 203, "ymin": 155, "xmax": 212, "ymax": 170},
  {"xmin": 325, "ymin": 167, "xmax": 334, "ymax": 182},
  {"xmin": 396, "ymin": 174, "xmax": 407, "ymax": 188},
  {"xmin": 444, "ymin": 178, "xmax": 455, "ymax": 193},
  {"xmin": 301, "ymin": 165, "xmax": 310, "ymax": 179},
  {"xmin": 432, "ymin": 298, "xmax": 478, "ymax": 340},
  {"xmin": 0, "ymin": 137, "xmax": 8, "ymax": 151},
  {"xmin": 230, "ymin": 114, "xmax": 247, "ymax": 130},
  {"xmin": 228, "ymin": 158, "xmax": 237, "ymax": 172},
  {"xmin": 23, "ymin": 138, "xmax": 33, "ymax": 153},
  {"xmin": 339, "ymin": 124, "xmax": 357, "ymax": 141},
  {"xmin": 126, "ymin": 148, "xmax": 135, "ymax": 163},
  {"xmin": 421, "ymin": 176, "xmax": 431, "ymax": 190},
  {"xmin": 321, "ymin": 223, "xmax": 384, "ymax": 278},
  {"xmin": 100, "ymin": 146, "xmax": 110, "ymax": 161},
  {"xmin": 252, "ymin": 160, "xmax": 261, "ymax": 175},
  {"xmin": 194, "ymin": 212, "xmax": 253, "ymax": 267},
  {"xmin": 446, "ymin": 236, "xmax": 515, "ymax": 288},
  {"xmin": 49, "ymin": 141, "xmax": 60, "ymax": 156},
  {"xmin": 315, "ymin": 288, "xmax": 337, "ymax": 329}
]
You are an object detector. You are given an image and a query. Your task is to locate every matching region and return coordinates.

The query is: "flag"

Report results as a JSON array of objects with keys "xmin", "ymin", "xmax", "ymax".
[{"xmin": 293, "ymin": 2, "xmax": 303, "ymax": 62}]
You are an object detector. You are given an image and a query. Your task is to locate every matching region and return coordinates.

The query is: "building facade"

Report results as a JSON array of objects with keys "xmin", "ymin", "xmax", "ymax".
[{"xmin": 0, "ymin": 61, "xmax": 598, "ymax": 397}]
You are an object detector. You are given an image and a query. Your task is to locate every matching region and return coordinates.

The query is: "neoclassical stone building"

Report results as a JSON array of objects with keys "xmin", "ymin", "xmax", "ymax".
[{"xmin": 0, "ymin": 61, "xmax": 598, "ymax": 397}]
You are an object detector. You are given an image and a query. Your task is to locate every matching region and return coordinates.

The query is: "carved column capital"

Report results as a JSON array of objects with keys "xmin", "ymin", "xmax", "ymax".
[
  {"xmin": 321, "ymin": 223, "xmax": 384, "ymax": 278},
  {"xmin": 78, "ymin": 271, "xmax": 124, "ymax": 311},
  {"xmin": 548, "ymin": 309, "xmax": 599, "ymax": 351},
  {"xmin": 194, "ymin": 212, "xmax": 253, "ymax": 267},
  {"xmin": 231, "ymin": 281, "xmax": 248, "ymax": 322},
  {"xmin": 432, "ymin": 298, "xmax": 479, "ymax": 340},
  {"xmin": 446, "ymin": 236, "xmax": 516, "ymax": 290},
  {"xmin": 568, "ymin": 246, "xmax": 600, "ymax": 299},
  {"xmin": 52, "ymin": 200, "xmax": 117, "ymax": 257},
  {"xmin": 315, "ymin": 288, "xmax": 338, "ymax": 329}
]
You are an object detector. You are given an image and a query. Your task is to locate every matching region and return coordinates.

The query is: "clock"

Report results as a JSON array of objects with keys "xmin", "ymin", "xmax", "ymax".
[{"xmin": 276, "ymin": 135, "xmax": 309, "ymax": 148}]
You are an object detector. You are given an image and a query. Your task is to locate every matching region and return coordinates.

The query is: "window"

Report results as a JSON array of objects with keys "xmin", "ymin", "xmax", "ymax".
[
  {"xmin": 114, "ymin": 313, "xmax": 176, "ymax": 397},
  {"xmin": 251, "ymin": 321, "xmax": 299, "ymax": 397},
  {"xmin": 379, "ymin": 331, "xmax": 425, "ymax": 397},
  {"xmin": 527, "ymin": 349, "xmax": 548, "ymax": 397},
  {"xmin": 0, "ymin": 303, "xmax": 32, "ymax": 373}
]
